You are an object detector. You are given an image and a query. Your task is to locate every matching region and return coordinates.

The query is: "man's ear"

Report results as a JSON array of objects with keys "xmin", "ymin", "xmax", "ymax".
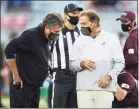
[
  {"xmin": 44, "ymin": 25, "xmax": 50, "ymax": 33},
  {"xmin": 65, "ymin": 13, "xmax": 70, "ymax": 20},
  {"xmin": 45, "ymin": 25, "xmax": 49, "ymax": 30},
  {"xmin": 131, "ymin": 20, "xmax": 136, "ymax": 26},
  {"xmin": 93, "ymin": 21, "xmax": 98, "ymax": 27}
]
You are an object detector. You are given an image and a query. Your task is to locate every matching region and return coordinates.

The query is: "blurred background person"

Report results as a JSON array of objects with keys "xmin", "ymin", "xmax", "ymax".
[
  {"xmin": 0, "ymin": 39, "xmax": 4, "ymax": 108},
  {"xmin": 87, "ymin": 0, "xmax": 136, "ymax": 12},
  {"xmin": 1, "ymin": 32, "xmax": 17, "ymax": 96},
  {"xmin": 87, "ymin": 0, "xmax": 118, "ymax": 10}
]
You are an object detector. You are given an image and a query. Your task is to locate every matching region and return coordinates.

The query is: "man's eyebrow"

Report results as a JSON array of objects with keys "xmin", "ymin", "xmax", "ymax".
[
  {"xmin": 71, "ymin": 11, "xmax": 76, "ymax": 14},
  {"xmin": 80, "ymin": 22, "xmax": 86, "ymax": 25},
  {"xmin": 55, "ymin": 30, "xmax": 60, "ymax": 33}
]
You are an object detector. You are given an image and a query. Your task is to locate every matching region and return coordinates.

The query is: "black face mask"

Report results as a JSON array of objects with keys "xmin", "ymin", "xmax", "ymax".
[
  {"xmin": 81, "ymin": 27, "xmax": 92, "ymax": 36},
  {"xmin": 81, "ymin": 23, "xmax": 94, "ymax": 36},
  {"xmin": 67, "ymin": 15, "xmax": 79, "ymax": 25},
  {"xmin": 48, "ymin": 32, "xmax": 59, "ymax": 41},
  {"xmin": 121, "ymin": 23, "xmax": 132, "ymax": 32}
]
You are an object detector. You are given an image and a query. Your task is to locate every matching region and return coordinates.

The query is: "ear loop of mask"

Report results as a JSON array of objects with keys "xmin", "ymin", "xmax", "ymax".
[
  {"xmin": 66, "ymin": 14, "xmax": 70, "ymax": 21},
  {"xmin": 90, "ymin": 21, "xmax": 101, "ymax": 34},
  {"xmin": 131, "ymin": 20, "xmax": 136, "ymax": 27},
  {"xmin": 47, "ymin": 27, "xmax": 53, "ymax": 40},
  {"xmin": 45, "ymin": 26, "xmax": 51, "ymax": 35},
  {"xmin": 89, "ymin": 23, "xmax": 93, "ymax": 34}
]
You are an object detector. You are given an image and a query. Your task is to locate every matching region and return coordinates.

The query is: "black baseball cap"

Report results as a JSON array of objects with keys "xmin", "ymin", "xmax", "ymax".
[{"xmin": 64, "ymin": 3, "xmax": 83, "ymax": 13}]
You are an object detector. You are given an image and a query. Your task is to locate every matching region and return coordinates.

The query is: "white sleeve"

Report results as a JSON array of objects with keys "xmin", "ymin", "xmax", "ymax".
[
  {"xmin": 108, "ymin": 35, "xmax": 125, "ymax": 80},
  {"xmin": 69, "ymin": 37, "xmax": 84, "ymax": 72}
]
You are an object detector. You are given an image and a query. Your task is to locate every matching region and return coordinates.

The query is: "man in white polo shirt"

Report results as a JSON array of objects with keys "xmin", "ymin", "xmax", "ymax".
[{"xmin": 69, "ymin": 9, "xmax": 125, "ymax": 108}]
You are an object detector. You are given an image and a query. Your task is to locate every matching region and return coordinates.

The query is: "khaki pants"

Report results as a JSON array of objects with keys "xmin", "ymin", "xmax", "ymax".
[{"xmin": 77, "ymin": 90, "xmax": 114, "ymax": 108}]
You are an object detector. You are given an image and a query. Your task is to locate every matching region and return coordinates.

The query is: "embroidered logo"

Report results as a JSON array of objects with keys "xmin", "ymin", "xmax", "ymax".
[
  {"xmin": 128, "ymin": 49, "xmax": 134, "ymax": 54},
  {"xmin": 121, "ymin": 13, "xmax": 127, "ymax": 16},
  {"xmin": 121, "ymin": 83, "xmax": 130, "ymax": 89}
]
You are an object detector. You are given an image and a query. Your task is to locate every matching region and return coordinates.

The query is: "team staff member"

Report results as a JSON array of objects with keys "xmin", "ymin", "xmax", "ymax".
[
  {"xmin": 116, "ymin": 10, "xmax": 138, "ymax": 80},
  {"xmin": 113, "ymin": 71, "xmax": 138, "ymax": 108},
  {"xmin": 50, "ymin": 3, "xmax": 83, "ymax": 108},
  {"xmin": 4, "ymin": 13, "xmax": 64, "ymax": 108},
  {"xmin": 70, "ymin": 9, "xmax": 125, "ymax": 108}
]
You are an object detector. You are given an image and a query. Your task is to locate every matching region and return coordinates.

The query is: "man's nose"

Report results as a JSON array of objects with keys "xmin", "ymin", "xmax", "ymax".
[{"xmin": 75, "ymin": 14, "xmax": 79, "ymax": 16}]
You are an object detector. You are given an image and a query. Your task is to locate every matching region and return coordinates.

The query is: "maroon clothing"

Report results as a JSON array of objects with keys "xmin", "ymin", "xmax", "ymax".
[
  {"xmin": 113, "ymin": 72, "xmax": 138, "ymax": 108},
  {"xmin": 123, "ymin": 28, "xmax": 138, "ymax": 80}
]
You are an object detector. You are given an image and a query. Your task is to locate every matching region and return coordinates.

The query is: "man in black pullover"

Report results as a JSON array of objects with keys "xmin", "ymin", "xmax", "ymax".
[{"xmin": 4, "ymin": 13, "xmax": 64, "ymax": 108}]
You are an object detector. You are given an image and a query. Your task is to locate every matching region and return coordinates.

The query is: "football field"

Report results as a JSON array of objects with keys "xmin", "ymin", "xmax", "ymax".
[{"xmin": 1, "ymin": 96, "xmax": 48, "ymax": 108}]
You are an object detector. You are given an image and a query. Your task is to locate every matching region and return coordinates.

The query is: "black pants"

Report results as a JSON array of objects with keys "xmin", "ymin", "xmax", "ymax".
[
  {"xmin": 10, "ymin": 82, "xmax": 40, "ymax": 108},
  {"xmin": 48, "ymin": 69, "xmax": 77, "ymax": 108},
  {"xmin": 53, "ymin": 70, "xmax": 77, "ymax": 108},
  {"xmin": 53, "ymin": 83, "xmax": 77, "ymax": 108}
]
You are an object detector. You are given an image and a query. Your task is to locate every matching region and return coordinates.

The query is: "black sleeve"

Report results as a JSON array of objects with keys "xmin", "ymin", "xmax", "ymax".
[{"xmin": 4, "ymin": 31, "xmax": 33, "ymax": 59}]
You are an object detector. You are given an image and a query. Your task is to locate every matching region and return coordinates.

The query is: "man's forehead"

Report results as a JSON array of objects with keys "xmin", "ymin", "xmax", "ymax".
[
  {"xmin": 51, "ymin": 25, "xmax": 61, "ymax": 30},
  {"xmin": 80, "ymin": 15, "xmax": 90, "ymax": 22}
]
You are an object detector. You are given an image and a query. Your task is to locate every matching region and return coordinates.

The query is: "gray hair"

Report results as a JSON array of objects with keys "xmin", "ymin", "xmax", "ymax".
[{"xmin": 42, "ymin": 13, "xmax": 64, "ymax": 29}]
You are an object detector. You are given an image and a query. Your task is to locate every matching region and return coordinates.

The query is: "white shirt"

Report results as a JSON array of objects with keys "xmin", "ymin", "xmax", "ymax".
[{"xmin": 69, "ymin": 29, "xmax": 125, "ymax": 91}]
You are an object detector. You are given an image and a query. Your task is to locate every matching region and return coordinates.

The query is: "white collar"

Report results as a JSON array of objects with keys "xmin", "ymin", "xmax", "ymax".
[{"xmin": 89, "ymin": 30, "xmax": 106, "ymax": 45}]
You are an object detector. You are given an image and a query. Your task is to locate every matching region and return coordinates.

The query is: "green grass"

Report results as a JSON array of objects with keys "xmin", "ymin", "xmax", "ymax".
[{"xmin": 1, "ymin": 96, "xmax": 48, "ymax": 108}]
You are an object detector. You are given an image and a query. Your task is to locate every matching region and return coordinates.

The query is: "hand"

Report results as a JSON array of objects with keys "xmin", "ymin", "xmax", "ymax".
[
  {"xmin": 48, "ymin": 73, "xmax": 52, "ymax": 78},
  {"xmin": 99, "ymin": 75, "xmax": 112, "ymax": 88},
  {"xmin": 48, "ymin": 71, "xmax": 52, "ymax": 78},
  {"xmin": 80, "ymin": 60, "xmax": 95, "ymax": 69},
  {"xmin": 13, "ymin": 74, "xmax": 23, "ymax": 89}
]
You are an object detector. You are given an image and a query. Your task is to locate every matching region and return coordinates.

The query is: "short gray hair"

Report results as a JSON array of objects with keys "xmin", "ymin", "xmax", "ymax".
[{"xmin": 42, "ymin": 13, "xmax": 64, "ymax": 28}]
